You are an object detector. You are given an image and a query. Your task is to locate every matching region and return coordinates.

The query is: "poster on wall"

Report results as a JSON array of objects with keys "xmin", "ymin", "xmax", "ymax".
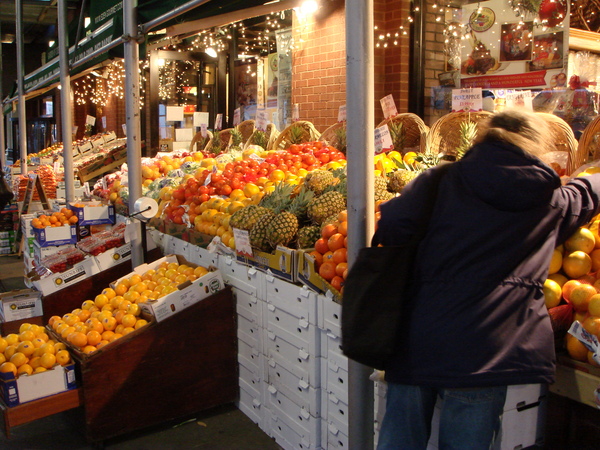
[
  {"xmin": 460, "ymin": 0, "xmax": 568, "ymax": 89},
  {"xmin": 234, "ymin": 60, "xmax": 258, "ymax": 121},
  {"xmin": 276, "ymin": 28, "xmax": 293, "ymax": 131},
  {"xmin": 267, "ymin": 53, "xmax": 279, "ymax": 109}
]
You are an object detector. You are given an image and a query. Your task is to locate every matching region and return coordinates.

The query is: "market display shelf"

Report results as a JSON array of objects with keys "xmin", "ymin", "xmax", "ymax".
[
  {"xmin": 0, "ymin": 388, "xmax": 82, "ymax": 438},
  {"xmin": 77, "ymin": 156, "xmax": 128, "ymax": 183}
]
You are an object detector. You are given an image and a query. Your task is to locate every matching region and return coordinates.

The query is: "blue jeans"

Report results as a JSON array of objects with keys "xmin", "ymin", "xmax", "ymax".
[{"xmin": 377, "ymin": 383, "xmax": 507, "ymax": 450}]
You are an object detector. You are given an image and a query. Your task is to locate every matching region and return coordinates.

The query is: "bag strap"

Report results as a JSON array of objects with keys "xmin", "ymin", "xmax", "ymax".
[{"xmin": 371, "ymin": 161, "xmax": 452, "ymax": 247}]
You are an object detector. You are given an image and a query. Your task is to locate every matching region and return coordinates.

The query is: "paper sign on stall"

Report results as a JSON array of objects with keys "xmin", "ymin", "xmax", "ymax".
[
  {"xmin": 292, "ymin": 104, "xmax": 300, "ymax": 122},
  {"xmin": 380, "ymin": 95, "xmax": 398, "ymax": 119},
  {"xmin": 374, "ymin": 124, "xmax": 394, "ymax": 155},
  {"xmin": 122, "ymin": 124, "xmax": 127, "ymax": 136},
  {"xmin": 166, "ymin": 106, "xmax": 184, "ymax": 122},
  {"xmin": 175, "ymin": 128, "xmax": 194, "ymax": 142},
  {"xmin": 72, "ymin": 126, "xmax": 78, "ymax": 136},
  {"xmin": 505, "ymin": 90, "xmax": 533, "ymax": 110},
  {"xmin": 102, "ymin": 116, "xmax": 107, "ymax": 129},
  {"xmin": 233, "ymin": 228, "xmax": 253, "ymax": 258},
  {"xmin": 86, "ymin": 115, "xmax": 96, "ymax": 126},
  {"xmin": 215, "ymin": 114, "xmax": 223, "ymax": 131},
  {"xmin": 200, "ymin": 123, "xmax": 208, "ymax": 138},
  {"xmin": 193, "ymin": 112, "xmax": 209, "ymax": 127},
  {"xmin": 338, "ymin": 105, "xmax": 347, "ymax": 122},
  {"xmin": 233, "ymin": 108, "xmax": 241, "ymax": 126},
  {"xmin": 256, "ymin": 110, "xmax": 268, "ymax": 132},
  {"xmin": 452, "ymin": 88, "xmax": 483, "ymax": 112}
]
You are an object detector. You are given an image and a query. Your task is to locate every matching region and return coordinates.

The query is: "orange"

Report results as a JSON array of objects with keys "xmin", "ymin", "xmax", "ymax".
[
  {"xmin": 39, "ymin": 342, "xmax": 56, "ymax": 355},
  {"xmin": 37, "ymin": 332, "xmax": 49, "ymax": 343},
  {"xmin": 134, "ymin": 319, "xmax": 149, "ymax": 330},
  {"xmin": 569, "ymin": 284, "xmax": 597, "ymax": 313},
  {"xmin": 19, "ymin": 330, "xmax": 35, "ymax": 342},
  {"xmin": 0, "ymin": 338, "xmax": 8, "ymax": 354},
  {"xmin": 321, "ymin": 224, "xmax": 339, "ymax": 240},
  {"xmin": 102, "ymin": 316, "xmax": 117, "ymax": 331},
  {"xmin": 0, "ymin": 354, "xmax": 5, "ymax": 365},
  {"xmin": 121, "ymin": 314, "xmax": 137, "ymax": 328},
  {"xmin": 243, "ymin": 183, "xmax": 260, "ymax": 198},
  {"xmin": 548, "ymin": 249, "xmax": 563, "ymax": 275},
  {"xmin": 562, "ymin": 279, "xmax": 582, "ymax": 301},
  {"xmin": 5, "ymin": 334, "xmax": 19, "ymax": 346},
  {"xmin": 34, "ymin": 367, "xmax": 47, "ymax": 373},
  {"xmin": 332, "ymin": 248, "xmax": 347, "ymax": 265},
  {"xmin": 17, "ymin": 341, "xmax": 35, "ymax": 357},
  {"xmin": 194, "ymin": 266, "xmax": 209, "ymax": 278},
  {"xmin": 565, "ymin": 227, "xmax": 596, "ymax": 254},
  {"xmin": 118, "ymin": 299, "xmax": 133, "ymax": 312},
  {"xmin": 54, "ymin": 342, "xmax": 67, "ymax": 351},
  {"xmin": 589, "ymin": 294, "xmax": 600, "ymax": 316},
  {"xmin": 62, "ymin": 313, "xmax": 80, "ymax": 327},
  {"xmin": 68, "ymin": 332, "xmax": 88, "ymax": 348},
  {"xmin": 309, "ymin": 250, "xmax": 323, "ymax": 266},
  {"xmin": 55, "ymin": 350, "xmax": 71, "ymax": 366},
  {"xmin": 122, "ymin": 327, "xmax": 135, "ymax": 336},
  {"xmin": 123, "ymin": 291, "xmax": 140, "ymax": 303},
  {"xmin": 60, "ymin": 326, "xmax": 76, "ymax": 340},
  {"xmin": 565, "ymin": 334, "xmax": 589, "ymax": 361},
  {"xmin": 113, "ymin": 310, "xmax": 126, "ymax": 324},
  {"xmin": 39, "ymin": 353, "xmax": 56, "ymax": 369},
  {"xmin": 10, "ymin": 352, "xmax": 28, "ymax": 368},
  {"xmin": 94, "ymin": 294, "xmax": 109, "ymax": 309},
  {"xmin": 319, "ymin": 262, "xmax": 337, "ymax": 281},
  {"xmin": 335, "ymin": 262, "xmax": 348, "ymax": 278},
  {"xmin": 543, "ymin": 279, "xmax": 563, "ymax": 309},
  {"xmin": 115, "ymin": 283, "xmax": 129, "ymax": 296},
  {"xmin": 315, "ymin": 238, "xmax": 329, "ymax": 255},
  {"xmin": 0, "ymin": 362, "xmax": 18, "ymax": 377},
  {"xmin": 129, "ymin": 274, "xmax": 143, "ymax": 286},
  {"xmin": 101, "ymin": 287, "xmax": 116, "ymax": 300},
  {"xmin": 48, "ymin": 315, "xmax": 62, "ymax": 327},
  {"xmin": 4, "ymin": 345, "xmax": 17, "ymax": 360},
  {"xmin": 82, "ymin": 346, "xmax": 97, "ymax": 355},
  {"xmin": 337, "ymin": 210, "xmax": 348, "ymax": 222},
  {"xmin": 322, "ymin": 251, "xmax": 334, "ymax": 263},
  {"xmin": 81, "ymin": 299, "xmax": 97, "ymax": 310},
  {"xmin": 108, "ymin": 333, "xmax": 123, "ymax": 342},
  {"xmin": 101, "ymin": 330, "xmax": 115, "ymax": 341},
  {"xmin": 77, "ymin": 309, "xmax": 92, "ymax": 322},
  {"xmin": 562, "ymin": 251, "xmax": 593, "ymax": 279},
  {"xmin": 330, "ymin": 276, "xmax": 344, "ymax": 292},
  {"xmin": 583, "ymin": 316, "xmax": 600, "ymax": 336},
  {"xmin": 31, "ymin": 338, "xmax": 45, "ymax": 349},
  {"xmin": 17, "ymin": 364, "xmax": 33, "ymax": 377},
  {"xmin": 127, "ymin": 303, "xmax": 141, "ymax": 317},
  {"xmin": 29, "ymin": 356, "xmax": 41, "ymax": 369},
  {"xmin": 96, "ymin": 340, "xmax": 110, "ymax": 350},
  {"xmin": 338, "ymin": 221, "xmax": 348, "ymax": 237}
]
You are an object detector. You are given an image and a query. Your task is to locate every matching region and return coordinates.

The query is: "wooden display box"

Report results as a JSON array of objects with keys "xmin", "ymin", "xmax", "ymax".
[{"xmin": 74, "ymin": 287, "xmax": 238, "ymax": 442}]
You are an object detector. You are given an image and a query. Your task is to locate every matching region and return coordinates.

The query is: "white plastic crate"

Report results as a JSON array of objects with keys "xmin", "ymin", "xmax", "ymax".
[
  {"xmin": 237, "ymin": 384, "xmax": 266, "ymax": 429},
  {"xmin": 239, "ymin": 360, "xmax": 263, "ymax": 397},
  {"xmin": 265, "ymin": 274, "xmax": 318, "ymax": 325},
  {"xmin": 264, "ymin": 302, "xmax": 320, "ymax": 355},
  {"xmin": 265, "ymin": 407, "xmax": 321, "ymax": 450},
  {"xmin": 265, "ymin": 358, "xmax": 322, "ymax": 414},
  {"xmin": 324, "ymin": 358, "xmax": 348, "ymax": 405},
  {"xmin": 318, "ymin": 294, "xmax": 342, "ymax": 336},
  {"xmin": 238, "ymin": 338, "xmax": 264, "ymax": 377},
  {"xmin": 321, "ymin": 330, "xmax": 348, "ymax": 373},
  {"xmin": 235, "ymin": 288, "xmax": 265, "ymax": 328},
  {"xmin": 185, "ymin": 240, "xmax": 219, "ymax": 267},
  {"xmin": 264, "ymin": 330, "xmax": 321, "ymax": 388},
  {"xmin": 219, "ymin": 256, "xmax": 265, "ymax": 298},
  {"xmin": 265, "ymin": 385, "xmax": 322, "ymax": 445},
  {"xmin": 503, "ymin": 384, "xmax": 546, "ymax": 412},
  {"xmin": 494, "ymin": 399, "xmax": 546, "ymax": 450},
  {"xmin": 324, "ymin": 420, "xmax": 349, "ymax": 449},
  {"xmin": 324, "ymin": 390, "xmax": 348, "ymax": 437},
  {"xmin": 237, "ymin": 316, "xmax": 263, "ymax": 356}
]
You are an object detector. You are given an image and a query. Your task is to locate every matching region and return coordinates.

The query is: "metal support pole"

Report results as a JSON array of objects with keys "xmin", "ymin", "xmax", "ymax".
[
  {"xmin": 123, "ymin": 0, "xmax": 144, "ymax": 267},
  {"xmin": 58, "ymin": 0, "xmax": 75, "ymax": 202},
  {"xmin": 16, "ymin": 0, "xmax": 27, "ymax": 175},
  {"xmin": 346, "ymin": 0, "xmax": 375, "ymax": 448},
  {"xmin": 0, "ymin": 20, "xmax": 6, "ymax": 168}
]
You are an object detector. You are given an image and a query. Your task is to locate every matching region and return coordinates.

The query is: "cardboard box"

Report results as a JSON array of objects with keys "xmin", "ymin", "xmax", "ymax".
[
  {"xmin": 297, "ymin": 250, "xmax": 342, "ymax": 301},
  {"xmin": 69, "ymin": 201, "xmax": 116, "ymax": 226},
  {"xmin": 237, "ymin": 246, "xmax": 298, "ymax": 283},
  {"xmin": 28, "ymin": 257, "xmax": 100, "ymax": 296},
  {"xmin": 32, "ymin": 224, "xmax": 77, "ymax": 247},
  {"xmin": 0, "ymin": 363, "xmax": 77, "ymax": 407},
  {"xmin": 94, "ymin": 242, "xmax": 132, "ymax": 271},
  {"xmin": 133, "ymin": 254, "xmax": 225, "ymax": 322},
  {"xmin": 33, "ymin": 241, "xmax": 75, "ymax": 267},
  {"xmin": 0, "ymin": 289, "xmax": 43, "ymax": 322}
]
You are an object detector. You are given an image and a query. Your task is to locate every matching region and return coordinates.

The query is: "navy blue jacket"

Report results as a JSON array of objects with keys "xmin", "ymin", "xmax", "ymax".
[{"xmin": 376, "ymin": 139, "xmax": 600, "ymax": 387}]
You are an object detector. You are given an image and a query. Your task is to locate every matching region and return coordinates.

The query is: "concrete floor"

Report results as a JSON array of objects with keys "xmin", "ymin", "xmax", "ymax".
[{"xmin": 0, "ymin": 254, "xmax": 281, "ymax": 449}]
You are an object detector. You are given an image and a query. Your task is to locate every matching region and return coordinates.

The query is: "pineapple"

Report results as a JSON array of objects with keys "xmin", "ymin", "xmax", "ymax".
[
  {"xmin": 288, "ymin": 125, "xmax": 305, "ymax": 145},
  {"xmin": 251, "ymin": 130, "xmax": 268, "ymax": 150},
  {"xmin": 230, "ymin": 205, "xmax": 271, "ymax": 231},
  {"xmin": 307, "ymin": 190, "xmax": 346, "ymax": 225},
  {"xmin": 250, "ymin": 209, "xmax": 276, "ymax": 252},
  {"xmin": 304, "ymin": 170, "xmax": 335, "ymax": 195},
  {"xmin": 297, "ymin": 225, "xmax": 322, "ymax": 249},
  {"xmin": 388, "ymin": 169, "xmax": 418, "ymax": 193},
  {"xmin": 388, "ymin": 120, "xmax": 405, "ymax": 152},
  {"xmin": 374, "ymin": 176, "xmax": 389, "ymax": 202},
  {"xmin": 208, "ymin": 130, "xmax": 226, "ymax": 156},
  {"xmin": 266, "ymin": 187, "xmax": 313, "ymax": 248},
  {"xmin": 230, "ymin": 129, "xmax": 244, "ymax": 151},
  {"xmin": 259, "ymin": 183, "xmax": 294, "ymax": 211},
  {"xmin": 456, "ymin": 121, "xmax": 478, "ymax": 160},
  {"xmin": 334, "ymin": 127, "xmax": 347, "ymax": 154}
]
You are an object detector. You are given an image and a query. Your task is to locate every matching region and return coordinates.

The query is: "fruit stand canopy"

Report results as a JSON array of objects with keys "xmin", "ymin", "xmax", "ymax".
[{"xmin": 8, "ymin": 0, "xmax": 274, "ymax": 99}]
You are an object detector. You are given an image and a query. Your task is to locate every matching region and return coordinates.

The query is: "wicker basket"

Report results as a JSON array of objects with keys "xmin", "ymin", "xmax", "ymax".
[
  {"xmin": 189, "ymin": 130, "xmax": 213, "ymax": 153},
  {"xmin": 425, "ymin": 111, "xmax": 493, "ymax": 157},
  {"xmin": 244, "ymin": 123, "xmax": 280, "ymax": 150},
  {"xmin": 577, "ymin": 114, "xmax": 600, "ymax": 163},
  {"xmin": 319, "ymin": 122, "xmax": 346, "ymax": 153},
  {"xmin": 376, "ymin": 113, "xmax": 429, "ymax": 153},
  {"xmin": 236, "ymin": 120, "xmax": 256, "ymax": 145},
  {"xmin": 272, "ymin": 121, "xmax": 321, "ymax": 150},
  {"xmin": 204, "ymin": 128, "xmax": 233, "ymax": 154},
  {"xmin": 536, "ymin": 113, "xmax": 581, "ymax": 175}
]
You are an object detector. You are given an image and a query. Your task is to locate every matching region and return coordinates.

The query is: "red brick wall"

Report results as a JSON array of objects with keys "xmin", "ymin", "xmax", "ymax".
[{"xmin": 291, "ymin": 0, "xmax": 411, "ymax": 131}]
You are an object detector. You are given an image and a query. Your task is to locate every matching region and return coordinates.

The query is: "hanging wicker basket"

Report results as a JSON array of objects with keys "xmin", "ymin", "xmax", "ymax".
[
  {"xmin": 576, "ymin": 114, "xmax": 600, "ymax": 163},
  {"xmin": 425, "ymin": 111, "xmax": 493, "ymax": 156},
  {"xmin": 189, "ymin": 130, "xmax": 213, "ymax": 153},
  {"xmin": 376, "ymin": 113, "xmax": 429, "ymax": 153},
  {"xmin": 236, "ymin": 120, "xmax": 256, "ymax": 145},
  {"xmin": 244, "ymin": 123, "xmax": 280, "ymax": 151},
  {"xmin": 319, "ymin": 122, "xmax": 347, "ymax": 153},
  {"xmin": 536, "ymin": 113, "xmax": 581, "ymax": 175},
  {"xmin": 272, "ymin": 121, "xmax": 321, "ymax": 150}
]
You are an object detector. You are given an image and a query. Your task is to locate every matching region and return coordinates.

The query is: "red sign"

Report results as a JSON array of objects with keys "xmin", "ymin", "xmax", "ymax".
[{"xmin": 462, "ymin": 71, "xmax": 547, "ymax": 89}]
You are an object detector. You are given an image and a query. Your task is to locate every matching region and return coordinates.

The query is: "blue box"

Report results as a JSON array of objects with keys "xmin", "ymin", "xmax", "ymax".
[
  {"xmin": 32, "ymin": 224, "xmax": 77, "ymax": 247},
  {"xmin": 68, "ymin": 202, "xmax": 116, "ymax": 226}
]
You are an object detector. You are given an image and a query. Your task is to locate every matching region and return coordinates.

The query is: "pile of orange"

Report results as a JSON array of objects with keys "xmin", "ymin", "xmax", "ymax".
[
  {"xmin": 31, "ymin": 208, "xmax": 78, "ymax": 229},
  {"xmin": 310, "ymin": 210, "xmax": 349, "ymax": 294},
  {"xmin": 543, "ymin": 220, "xmax": 600, "ymax": 366},
  {"xmin": 0, "ymin": 323, "xmax": 72, "ymax": 378},
  {"xmin": 48, "ymin": 261, "xmax": 209, "ymax": 355}
]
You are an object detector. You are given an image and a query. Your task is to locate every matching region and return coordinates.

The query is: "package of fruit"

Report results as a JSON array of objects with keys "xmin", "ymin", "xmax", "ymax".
[
  {"xmin": 568, "ymin": 320, "xmax": 600, "ymax": 365},
  {"xmin": 41, "ymin": 247, "xmax": 86, "ymax": 273},
  {"xmin": 548, "ymin": 304, "xmax": 574, "ymax": 333},
  {"xmin": 77, "ymin": 236, "xmax": 107, "ymax": 256}
]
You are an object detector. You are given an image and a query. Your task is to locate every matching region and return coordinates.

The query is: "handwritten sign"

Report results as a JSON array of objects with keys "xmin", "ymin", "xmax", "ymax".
[
  {"xmin": 86, "ymin": 115, "xmax": 96, "ymax": 126},
  {"xmin": 292, "ymin": 104, "xmax": 300, "ymax": 122},
  {"xmin": 451, "ymin": 88, "xmax": 483, "ymax": 112},
  {"xmin": 380, "ymin": 94, "xmax": 398, "ymax": 119},
  {"xmin": 233, "ymin": 108, "xmax": 241, "ymax": 126},
  {"xmin": 215, "ymin": 114, "xmax": 223, "ymax": 131},
  {"xmin": 193, "ymin": 112, "xmax": 209, "ymax": 128},
  {"xmin": 338, "ymin": 105, "xmax": 347, "ymax": 122},
  {"xmin": 256, "ymin": 110, "xmax": 268, "ymax": 132},
  {"xmin": 233, "ymin": 228, "xmax": 253, "ymax": 258},
  {"xmin": 374, "ymin": 124, "xmax": 393, "ymax": 155}
]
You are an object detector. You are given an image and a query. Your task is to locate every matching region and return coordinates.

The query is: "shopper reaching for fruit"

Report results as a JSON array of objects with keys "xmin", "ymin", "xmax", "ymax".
[{"xmin": 374, "ymin": 109, "xmax": 600, "ymax": 449}]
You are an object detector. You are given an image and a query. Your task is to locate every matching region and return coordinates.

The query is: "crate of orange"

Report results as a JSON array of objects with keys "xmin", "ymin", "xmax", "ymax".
[
  {"xmin": 68, "ymin": 201, "xmax": 116, "ymax": 226},
  {"xmin": 31, "ymin": 209, "xmax": 79, "ymax": 247}
]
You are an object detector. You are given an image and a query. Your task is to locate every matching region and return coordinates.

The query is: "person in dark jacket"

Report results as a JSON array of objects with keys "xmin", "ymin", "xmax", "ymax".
[{"xmin": 375, "ymin": 109, "xmax": 600, "ymax": 449}]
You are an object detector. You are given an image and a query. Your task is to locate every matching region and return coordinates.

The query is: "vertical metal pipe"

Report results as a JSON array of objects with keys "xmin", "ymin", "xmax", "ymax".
[
  {"xmin": 123, "ymin": 0, "xmax": 144, "ymax": 266},
  {"xmin": 58, "ymin": 0, "xmax": 74, "ymax": 202},
  {"xmin": 16, "ymin": 0, "xmax": 27, "ymax": 175},
  {"xmin": 346, "ymin": 0, "xmax": 375, "ymax": 448},
  {"xmin": 409, "ymin": 0, "xmax": 425, "ymax": 116},
  {"xmin": 0, "ymin": 20, "xmax": 6, "ymax": 168}
]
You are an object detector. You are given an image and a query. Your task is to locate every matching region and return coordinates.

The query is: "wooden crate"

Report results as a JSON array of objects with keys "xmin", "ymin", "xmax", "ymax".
[{"xmin": 74, "ymin": 287, "xmax": 238, "ymax": 442}]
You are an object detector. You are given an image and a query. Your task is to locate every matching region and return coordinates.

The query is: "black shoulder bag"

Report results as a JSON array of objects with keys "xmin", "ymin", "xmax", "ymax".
[{"xmin": 341, "ymin": 163, "xmax": 450, "ymax": 369}]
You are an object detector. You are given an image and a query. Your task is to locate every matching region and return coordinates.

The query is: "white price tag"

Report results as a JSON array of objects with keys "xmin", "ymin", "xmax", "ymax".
[
  {"xmin": 86, "ymin": 115, "xmax": 96, "ymax": 126},
  {"xmin": 292, "ymin": 104, "xmax": 300, "ymax": 122},
  {"xmin": 122, "ymin": 124, "xmax": 127, "ymax": 136},
  {"xmin": 452, "ymin": 88, "xmax": 483, "ymax": 112},
  {"xmin": 233, "ymin": 228, "xmax": 253, "ymax": 257},
  {"xmin": 380, "ymin": 94, "xmax": 398, "ymax": 119},
  {"xmin": 102, "ymin": 116, "xmax": 107, "ymax": 129},
  {"xmin": 233, "ymin": 108, "xmax": 241, "ymax": 126},
  {"xmin": 72, "ymin": 126, "xmax": 78, "ymax": 136},
  {"xmin": 374, "ymin": 124, "xmax": 394, "ymax": 155},
  {"xmin": 53, "ymin": 161, "xmax": 60, "ymax": 173},
  {"xmin": 200, "ymin": 123, "xmax": 208, "ymax": 138},
  {"xmin": 256, "ymin": 110, "xmax": 268, "ymax": 132},
  {"xmin": 215, "ymin": 114, "xmax": 223, "ymax": 131},
  {"xmin": 338, "ymin": 105, "xmax": 347, "ymax": 122}
]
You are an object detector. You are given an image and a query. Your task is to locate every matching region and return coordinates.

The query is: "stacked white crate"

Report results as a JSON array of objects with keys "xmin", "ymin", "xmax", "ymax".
[
  {"xmin": 219, "ymin": 255, "xmax": 268, "ymax": 429},
  {"xmin": 318, "ymin": 294, "xmax": 350, "ymax": 449},
  {"xmin": 262, "ymin": 274, "xmax": 322, "ymax": 449}
]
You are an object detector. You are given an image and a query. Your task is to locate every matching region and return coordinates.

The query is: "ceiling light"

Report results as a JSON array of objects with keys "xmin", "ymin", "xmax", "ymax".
[
  {"xmin": 300, "ymin": 0, "xmax": 319, "ymax": 15},
  {"xmin": 205, "ymin": 47, "xmax": 217, "ymax": 58}
]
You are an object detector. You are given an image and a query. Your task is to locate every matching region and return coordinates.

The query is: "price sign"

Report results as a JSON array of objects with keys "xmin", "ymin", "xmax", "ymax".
[
  {"xmin": 256, "ymin": 110, "xmax": 268, "ymax": 132},
  {"xmin": 451, "ymin": 88, "xmax": 483, "ymax": 112},
  {"xmin": 122, "ymin": 124, "xmax": 127, "ymax": 136},
  {"xmin": 380, "ymin": 94, "xmax": 398, "ymax": 119},
  {"xmin": 338, "ymin": 105, "xmax": 347, "ymax": 122},
  {"xmin": 292, "ymin": 104, "xmax": 300, "ymax": 122},
  {"xmin": 374, "ymin": 124, "xmax": 393, "ymax": 155},
  {"xmin": 102, "ymin": 116, "xmax": 107, "ymax": 129},
  {"xmin": 215, "ymin": 114, "xmax": 223, "ymax": 131},
  {"xmin": 86, "ymin": 115, "xmax": 96, "ymax": 126},
  {"xmin": 233, "ymin": 228, "xmax": 253, "ymax": 258},
  {"xmin": 233, "ymin": 108, "xmax": 241, "ymax": 126},
  {"xmin": 200, "ymin": 123, "xmax": 208, "ymax": 138}
]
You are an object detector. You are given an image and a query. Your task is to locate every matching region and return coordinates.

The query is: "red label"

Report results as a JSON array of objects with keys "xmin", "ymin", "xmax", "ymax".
[{"xmin": 462, "ymin": 71, "xmax": 547, "ymax": 89}]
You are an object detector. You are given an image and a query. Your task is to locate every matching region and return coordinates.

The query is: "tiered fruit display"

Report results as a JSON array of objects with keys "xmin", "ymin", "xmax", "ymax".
[
  {"xmin": 30, "ymin": 207, "xmax": 79, "ymax": 229},
  {"xmin": 48, "ymin": 261, "xmax": 209, "ymax": 355},
  {"xmin": 0, "ymin": 323, "xmax": 72, "ymax": 378},
  {"xmin": 13, "ymin": 164, "xmax": 58, "ymax": 201},
  {"xmin": 543, "ymin": 210, "xmax": 600, "ymax": 366}
]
